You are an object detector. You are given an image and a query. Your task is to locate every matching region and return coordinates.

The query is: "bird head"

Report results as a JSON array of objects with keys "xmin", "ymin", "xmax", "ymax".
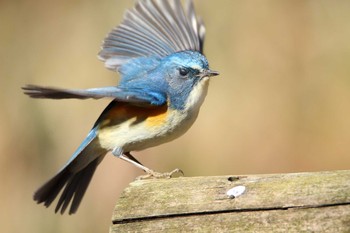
[{"xmin": 160, "ymin": 50, "xmax": 219, "ymax": 110}]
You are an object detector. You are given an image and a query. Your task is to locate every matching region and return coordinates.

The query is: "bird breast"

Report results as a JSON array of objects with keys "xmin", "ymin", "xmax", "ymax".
[{"xmin": 97, "ymin": 78, "xmax": 210, "ymax": 152}]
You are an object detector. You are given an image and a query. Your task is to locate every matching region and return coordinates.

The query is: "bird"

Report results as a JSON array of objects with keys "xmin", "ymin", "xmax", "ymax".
[{"xmin": 22, "ymin": 0, "xmax": 219, "ymax": 215}]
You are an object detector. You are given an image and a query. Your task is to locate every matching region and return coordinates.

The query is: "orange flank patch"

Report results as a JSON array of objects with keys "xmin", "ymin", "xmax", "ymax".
[
  {"xmin": 144, "ymin": 107, "xmax": 170, "ymax": 127},
  {"xmin": 99, "ymin": 102, "xmax": 169, "ymax": 128}
]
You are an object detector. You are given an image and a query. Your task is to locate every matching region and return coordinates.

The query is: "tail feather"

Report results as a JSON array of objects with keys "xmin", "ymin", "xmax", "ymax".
[
  {"xmin": 33, "ymin": 126, "xmax": 107, "ymax": 214},
  {"xmin": 56, "ymin": 156, "xmax": 103, "ymax": 214},
  {"xmin": 34, "ymin": 168, "xmax": 70, "ymax": 208},
  {"xmin": 34, "ymin": 155, "xmax": 105, "ymax": 215},
  {"xmin": 34, "ymin": 147, "xmax": 105, "ymax": 214}
]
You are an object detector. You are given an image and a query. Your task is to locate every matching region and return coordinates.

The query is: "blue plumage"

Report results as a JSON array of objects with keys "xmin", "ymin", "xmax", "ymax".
[
  {"xmin": 23, "ymin": 0, "xmax": 218, "ymax": 214},
  {"xmin": 61, "ymin": 127, "xmax": 99, "ymax": 171}
]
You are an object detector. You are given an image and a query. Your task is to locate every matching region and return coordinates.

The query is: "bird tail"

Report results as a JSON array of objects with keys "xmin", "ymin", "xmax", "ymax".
[{"xmin": 33, "ymin": 131, "xmax": 106, "ymax": 214}]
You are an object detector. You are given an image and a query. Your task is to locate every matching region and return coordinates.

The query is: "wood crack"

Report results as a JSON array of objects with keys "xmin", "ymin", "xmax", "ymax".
[{"xmin": 112, "ymin": 201, "xmax": 350, "ymax": 225}]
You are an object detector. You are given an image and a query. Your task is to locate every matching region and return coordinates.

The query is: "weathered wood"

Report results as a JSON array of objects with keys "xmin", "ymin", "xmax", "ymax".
[{"xmin": 110, "ymin": 170, "xmax": 350, "ymax": 232}]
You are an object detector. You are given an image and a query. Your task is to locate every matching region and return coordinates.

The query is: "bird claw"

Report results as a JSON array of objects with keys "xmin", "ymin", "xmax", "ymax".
[{"xmin": 137, "ymin": 168, "xmax": 184, "ymax": 180}]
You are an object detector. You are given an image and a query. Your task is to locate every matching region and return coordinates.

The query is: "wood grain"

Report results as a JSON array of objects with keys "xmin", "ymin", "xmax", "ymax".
[{"xmin": 110, "ymin": 170, "xmax": 350, "ymax": 232}]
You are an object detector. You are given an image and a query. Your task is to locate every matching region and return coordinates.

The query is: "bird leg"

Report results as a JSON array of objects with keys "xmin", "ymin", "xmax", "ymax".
[
  {"xmin": 136, "ymin": 168, "xmax": 184, "ymax": 180},
  {"xmin": 119, "ymin": 152, "xmax": 184, "ymax": 180}
]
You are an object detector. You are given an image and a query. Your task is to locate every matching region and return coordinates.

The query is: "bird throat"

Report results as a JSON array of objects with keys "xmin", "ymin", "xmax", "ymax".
[{"xmin": 184, "ymin": 77, "xmax": 210, "ymax": 113}]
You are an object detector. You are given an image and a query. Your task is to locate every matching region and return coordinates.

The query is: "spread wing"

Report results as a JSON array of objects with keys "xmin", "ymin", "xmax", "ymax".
[
  {"xmin": 98, "ymin": 0, "xmax": 205, "ymax": 71},
  {"xmin": 22, "ymin": 0, "xmax": 205, "ymax": 106},
  {"xmin": 22, "ymin": 85, "xmax": 167, "ymax": 107}
]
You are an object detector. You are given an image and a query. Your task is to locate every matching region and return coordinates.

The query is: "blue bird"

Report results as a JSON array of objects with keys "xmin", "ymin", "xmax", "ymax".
[{"xmin": 23, "ymin": 0, "xmax": 219, "ymax": 214}]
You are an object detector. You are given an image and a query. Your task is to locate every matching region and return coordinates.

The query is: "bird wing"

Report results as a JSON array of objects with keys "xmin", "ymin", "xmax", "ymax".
[
  {"xmin": 23, "ymin": 0, "xmax": 204, "ymax": 106},
  {"xmin": 98, "ymin": 0, "xmax": 205, "ymax": 72},
  {"xmin": 22, "ymin": 85, "xmax": 167, "ymax": 106}
]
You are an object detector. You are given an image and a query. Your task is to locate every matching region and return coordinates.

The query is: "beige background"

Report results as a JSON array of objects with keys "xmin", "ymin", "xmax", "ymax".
[{"xmin": 1, "ymin": 0, "xmax": 350, "ymax": 232}]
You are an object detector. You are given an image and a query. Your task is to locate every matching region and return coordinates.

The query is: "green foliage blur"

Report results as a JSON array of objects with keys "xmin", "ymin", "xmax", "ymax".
[{"xmin": 1, "ymin": 0, "xmax": 350, "ymax": 232}]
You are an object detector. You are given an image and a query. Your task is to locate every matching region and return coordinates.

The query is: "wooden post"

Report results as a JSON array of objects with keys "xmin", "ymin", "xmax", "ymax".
[{"xmin": 110, "ymin": 170, "xmax": 350, "ymax": 232}]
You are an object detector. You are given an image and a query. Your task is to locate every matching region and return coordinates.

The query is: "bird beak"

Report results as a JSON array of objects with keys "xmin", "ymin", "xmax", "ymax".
[
  {"xmin": 199, "ymin": 69, "xmax": 219, "ymax": 78},
  {"xmin": 206, "ymin": 69, "xmax": 220, "ymax": 77}
]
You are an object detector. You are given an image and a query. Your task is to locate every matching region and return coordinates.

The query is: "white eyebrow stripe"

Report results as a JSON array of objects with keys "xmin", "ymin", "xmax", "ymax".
[{"xmin": 191, "ymin": 65, "xmax": 202, "ymax": 70}]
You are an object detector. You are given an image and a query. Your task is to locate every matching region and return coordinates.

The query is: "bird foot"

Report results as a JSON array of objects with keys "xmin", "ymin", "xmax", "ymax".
[{"xmin": 137, "ymin": 168, "xmax": 184, "ymax": 180}]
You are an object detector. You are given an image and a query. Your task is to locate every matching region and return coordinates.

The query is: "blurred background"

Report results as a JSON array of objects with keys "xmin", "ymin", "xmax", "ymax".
[{"xmin": 1, "ymin": 0, "xmax": 350, "ymax": 232}]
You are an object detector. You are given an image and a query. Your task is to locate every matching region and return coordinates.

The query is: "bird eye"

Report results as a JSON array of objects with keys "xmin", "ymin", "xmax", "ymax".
[{"xmin": 179, "ymin": 67, "xmax": 189, "ymax": 76}]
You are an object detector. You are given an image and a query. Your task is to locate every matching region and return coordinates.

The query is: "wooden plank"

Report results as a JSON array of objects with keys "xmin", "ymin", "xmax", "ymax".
[{"xmin": 110, "ymin": 170, "xmax": 350, "ymax": 232}]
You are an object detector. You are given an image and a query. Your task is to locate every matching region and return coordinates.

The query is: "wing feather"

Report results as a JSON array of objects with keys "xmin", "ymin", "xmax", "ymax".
[
  {"xmin": 22, "ymin": 85, "xmax": 166, "ymax": 107},
  {"xmin": 98, "ymin": 0, "xmax": 205, "ymax": 71}
]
